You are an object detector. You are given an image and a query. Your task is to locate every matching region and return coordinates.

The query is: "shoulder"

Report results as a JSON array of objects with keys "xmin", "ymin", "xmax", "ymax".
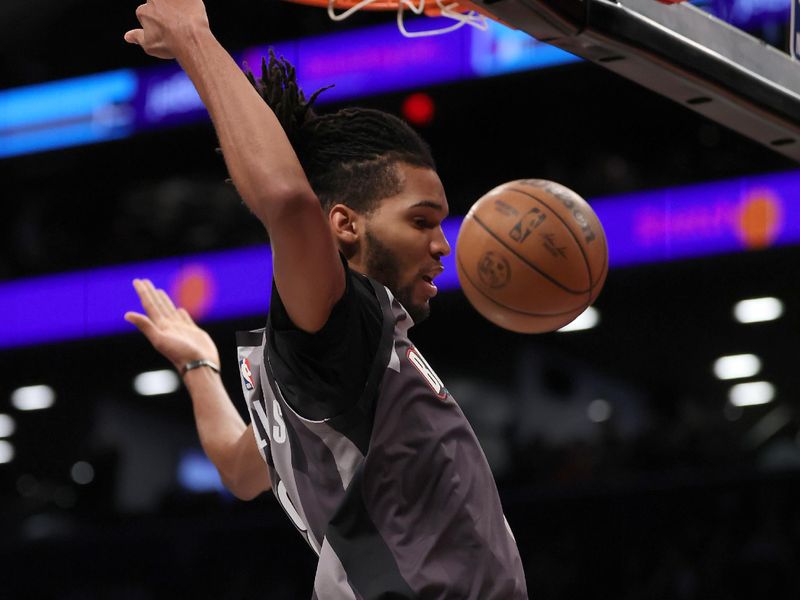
[
  {"xmin": 265, "ymin": 262, "xmax": 386, "ymax": 420},
  {"xmin": 270, "ymin": 259, "xmax": 382, "ymax": 341}
]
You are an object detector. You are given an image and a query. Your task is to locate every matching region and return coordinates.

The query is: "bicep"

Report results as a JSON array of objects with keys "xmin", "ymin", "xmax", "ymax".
[{"xmin": 269, "ymin": 196, "xmax": 345, "ymax": 333}]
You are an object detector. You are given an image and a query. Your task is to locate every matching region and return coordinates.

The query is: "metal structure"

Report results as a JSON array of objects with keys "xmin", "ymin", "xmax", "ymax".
[{"xmin": 469, "ymin": 0, "xmax": 800, "ymax": 161}]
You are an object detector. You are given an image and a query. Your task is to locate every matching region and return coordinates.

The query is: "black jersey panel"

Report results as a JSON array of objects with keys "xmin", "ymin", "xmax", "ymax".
[
  {"xmin": 325, "ymin": 279, "xmax": 396, "ymax": 454},
  {"xmin": 326, "ymin": 465, "xmax": 416, "ymax": 599},
  {"xmin": 268, "ymin": 259, "xmax": 382, "ymax": 421}
]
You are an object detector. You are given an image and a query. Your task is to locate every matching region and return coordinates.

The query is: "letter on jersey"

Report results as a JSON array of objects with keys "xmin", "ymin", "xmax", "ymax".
[
  {"xmin": 272, "ymin": 399, "xmax": 287, "ymax": 444},
  {"xmin": 407, "ymin": 347, "xmax": 448, "ymax": 399},
  {"xmin": 251, "ymin": 400, "xmax": 271, "ymax": 450}
]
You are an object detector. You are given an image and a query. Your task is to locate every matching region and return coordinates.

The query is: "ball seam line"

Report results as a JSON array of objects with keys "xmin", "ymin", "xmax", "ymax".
[
  {"xmin": 472, "ymin": 214, "xmax": 590, "ymax": 295},
  {"xmin": 456, "ymin": 254, "xmax": 589, "ymax": 318}
]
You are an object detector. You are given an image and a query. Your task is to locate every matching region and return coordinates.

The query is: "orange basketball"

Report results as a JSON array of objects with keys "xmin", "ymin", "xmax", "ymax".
[{"xmin": 455, "ymin": 179, "xmax": 608, "ymax": 333}]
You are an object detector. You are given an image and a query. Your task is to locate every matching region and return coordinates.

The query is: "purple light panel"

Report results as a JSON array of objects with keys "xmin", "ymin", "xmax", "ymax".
[
  {"xmin": 596, "ymin": 170, "xmax": 800, "ymax": 267},
  {"xmin": 0, "ymin": 248, "xmax": 271, "ymax": 349},
  {"xmin": 706, "ymin": 0, "xmax": 791, "ymax": 29},
  {"xmin": 1, "ymin": 171, "xmax": 799, "ymax": 350},
  {"xmin": 133, "ymin": 65, "xmax": 208, "ymax": 131},
  {"xmin": 242, "ymin": 21, "xmax": 471, "ymax": 105}
]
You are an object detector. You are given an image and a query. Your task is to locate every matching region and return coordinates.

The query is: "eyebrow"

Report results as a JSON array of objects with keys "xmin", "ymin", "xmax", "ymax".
[{"xmin": 409, "ymin": 200, "xmax": 446, "ymax": 212}]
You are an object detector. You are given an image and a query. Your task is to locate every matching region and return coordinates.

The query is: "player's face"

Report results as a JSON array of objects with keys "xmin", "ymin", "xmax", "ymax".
[{"xmin": 362, "ymin": 164, "xmax": 451, "ymax": 323}]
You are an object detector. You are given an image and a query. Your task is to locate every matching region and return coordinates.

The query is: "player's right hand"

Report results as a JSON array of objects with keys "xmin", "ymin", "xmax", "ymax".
[
  {"xmin": 124, "ymin": 0, "xmax": 210, "ymax": 60},
  {"xmin": 125, "ymin": 279, "xmax": 220, "ymax": 373}
]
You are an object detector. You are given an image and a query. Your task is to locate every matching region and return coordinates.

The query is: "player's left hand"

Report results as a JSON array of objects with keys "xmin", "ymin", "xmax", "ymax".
[
  {"xmin": 124, "ymin": 0, "xmax": 210, "ymax": 60},
  {"xmin": 125, "ymin": 278, "xmax": 220, "ymax": 373}
]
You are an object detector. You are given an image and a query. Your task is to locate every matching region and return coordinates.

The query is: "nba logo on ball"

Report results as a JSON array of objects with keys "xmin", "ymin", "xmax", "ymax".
[{"xmin": 240, "ymin": 358, "xmax": 255, "ymax": 391}]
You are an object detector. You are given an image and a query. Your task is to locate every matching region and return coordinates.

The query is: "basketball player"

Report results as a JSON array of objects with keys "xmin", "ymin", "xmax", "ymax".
[{"xmin": 123, "ymin": 0, "xmax": 528, "ymax": 597}]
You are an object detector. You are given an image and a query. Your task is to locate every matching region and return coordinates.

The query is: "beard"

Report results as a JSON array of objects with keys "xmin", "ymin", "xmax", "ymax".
[{"xmin": 364, "ymin": 230, "xmax": 431, "ymax": 324}]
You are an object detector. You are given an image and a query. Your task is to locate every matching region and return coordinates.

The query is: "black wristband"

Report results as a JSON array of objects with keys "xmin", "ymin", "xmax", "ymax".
[{"xmin": 181, "ymin": 359, "xmax": 221, "ymax": 376}]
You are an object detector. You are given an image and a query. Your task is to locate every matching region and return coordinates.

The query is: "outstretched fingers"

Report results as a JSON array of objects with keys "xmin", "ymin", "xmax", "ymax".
[
  {"xmin": 124, "ymin": 310, "xmax": 157, "ymax": 338},
  {"xmin": 132, "ymin": 279, "xmax": 191, "ymax": 326},
  {"xmin": 149, "ymin": 281, "xmax": 173, "ymax": 317},
  {"xmin": 133, "ymin": 279, "xmax": 172, "ymax": 323},
  {"xmin": 126, "ymin": 277, "xmax": 216, "ymax": 369},
  {"xmin": 157, "ymin": 288, "xmax": 180, "ymax": 314},
  {"xmin": 177, "ymin": 308, "xmax": 195, "ymax": 325},
  {"xmin": 133, "ymin": 279, "xmax": 160, "ymax": 321}
]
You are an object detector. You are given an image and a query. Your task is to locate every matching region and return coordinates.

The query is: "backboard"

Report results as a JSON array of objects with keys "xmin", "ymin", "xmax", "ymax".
[{"xmin": 464, "ymin": 0, "xmax": 800, "ymax": 162}]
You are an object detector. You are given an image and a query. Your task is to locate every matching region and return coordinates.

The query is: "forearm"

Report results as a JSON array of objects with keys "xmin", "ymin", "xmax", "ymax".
[
  {"xmin": 174, "ymin": 28, "xmax": 315, "ymax": 223},
  {"xmin": 125, "ymin": 277, "xmax": 269, "ymax": 498},
  {"xmin": 183, "ymin": 366, "xmax": 248, "ymax": 487}
]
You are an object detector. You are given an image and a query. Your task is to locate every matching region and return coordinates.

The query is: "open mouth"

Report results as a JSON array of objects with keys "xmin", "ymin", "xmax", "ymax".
[{"xmin": 420, "ymin": 274, "xmax": 438, "ymax": 299}]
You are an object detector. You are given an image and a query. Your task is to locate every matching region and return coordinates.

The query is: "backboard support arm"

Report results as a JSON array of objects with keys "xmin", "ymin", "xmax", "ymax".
[{"xmin": 474, "ymin": 0, "xmax": 800, "ymax": 162}]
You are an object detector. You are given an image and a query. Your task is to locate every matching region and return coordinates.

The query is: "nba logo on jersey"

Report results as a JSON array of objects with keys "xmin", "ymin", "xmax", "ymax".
[
  {"xmin": 407, "ymin": 347, "xmax": 448, "ymax": 399},
  {"xmin": 240, "ymin": 358, "xmax": 254, "ymax": 390}
]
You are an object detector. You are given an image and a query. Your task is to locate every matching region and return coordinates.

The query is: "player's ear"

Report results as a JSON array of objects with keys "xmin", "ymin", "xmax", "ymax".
[{"xmin": 329, "ymin": 204, "xmax": 361, "ymax": 246}]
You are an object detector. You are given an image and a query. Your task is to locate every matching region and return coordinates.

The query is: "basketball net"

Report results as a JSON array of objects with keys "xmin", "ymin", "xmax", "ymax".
[{"xmin": 288, "ymin": 0, "xmax": 489, "ymax": 37}]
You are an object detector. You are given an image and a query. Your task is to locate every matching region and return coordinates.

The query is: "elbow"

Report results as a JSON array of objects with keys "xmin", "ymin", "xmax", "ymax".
[
  {"xmin": 227, "ymin": 484, "xmax": 261, "ymax": 502},
  {"xmin": 223, "ymin": 474, "xmax": 265, "ymax": 501},
  {"xmin": 252, "ymin": 186, "xmax": 320, "ymax": 227},
  {"xmin": 221, "ymin": 465, "xmax": 271, "ymax": 501}
]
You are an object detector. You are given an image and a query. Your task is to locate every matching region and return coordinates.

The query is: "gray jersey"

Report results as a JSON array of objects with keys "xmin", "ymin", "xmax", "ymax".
[{"xmin": 237, "ymin": 277, "xmax": 528, "ymax": 599}]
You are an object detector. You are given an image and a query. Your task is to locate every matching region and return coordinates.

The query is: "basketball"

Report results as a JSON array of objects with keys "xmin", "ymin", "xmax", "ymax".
[{"xmin": 455, "ymin": 179, "xmax": 608, "ymax": 333}]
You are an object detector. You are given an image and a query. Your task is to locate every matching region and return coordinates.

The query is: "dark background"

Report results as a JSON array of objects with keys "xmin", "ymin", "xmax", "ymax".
[{"xmin": 2, "ymin": 1, "xmax": 800, "ymax": 598}]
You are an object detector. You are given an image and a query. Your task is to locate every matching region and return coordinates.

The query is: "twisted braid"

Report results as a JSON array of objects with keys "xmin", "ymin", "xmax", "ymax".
[
  {"xmin": 245, "ymin": 50, "xmax": 436, "ymax": 213},
  {"xmin": 246, "ymin": 49, "xmax": 331, "ymax": 149}
]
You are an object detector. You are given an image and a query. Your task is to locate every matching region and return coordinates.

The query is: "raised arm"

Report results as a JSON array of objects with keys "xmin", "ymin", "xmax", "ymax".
[
  {"xmin": 125, "ymin": 279, "xmax": 269, "ymax": 500},
  {"xmin": 124, "ymin": 0, "xmax": 344, "ymax": 332}
]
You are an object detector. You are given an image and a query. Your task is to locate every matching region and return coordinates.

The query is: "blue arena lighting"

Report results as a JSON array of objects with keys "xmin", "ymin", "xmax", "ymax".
[
  {"xmin": 0, "ymin": 70, "xmax": 137, "ymax": 130},
  {"xmin": 178, "ymin": 449, "xmax": 226, "ymax": 493},
  {"xmin": 0, "ymin": 118, "xmax": 134, "ymax": 159},
  {"xmin": 1, "ymin": 170, "xmax": 799, "ymax": 350},
  {"xmin": 0, "ymin": 70, "xmax": 138, "ymax": 158},
  {"xmin": 0, "ymin": 22, "xmax": 578, "ymax": 159}
]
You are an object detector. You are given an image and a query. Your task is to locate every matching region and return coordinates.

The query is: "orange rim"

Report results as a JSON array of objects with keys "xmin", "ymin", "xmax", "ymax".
[{"xmin": 284, "ymin": 0, "xmax": 491, "ymax": 17}]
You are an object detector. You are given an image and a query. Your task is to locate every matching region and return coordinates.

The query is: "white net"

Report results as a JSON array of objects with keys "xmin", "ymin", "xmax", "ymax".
[{"xmin": 327, "ymin": 0, "xmax": 488, "ymax": 37}]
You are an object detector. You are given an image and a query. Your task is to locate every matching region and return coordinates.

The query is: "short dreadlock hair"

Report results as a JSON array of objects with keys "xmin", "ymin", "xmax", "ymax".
[{"xmin": 245, "ymin": 50, "xmax": 436, "ymax": 214}]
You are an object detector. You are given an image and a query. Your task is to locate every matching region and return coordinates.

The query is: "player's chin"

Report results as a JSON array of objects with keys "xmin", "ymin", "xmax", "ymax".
[
  {"xmin": 407, "ymin": 300, "xmax": 431, "ymax": 324},
  {"xmin": 394, "ymin": 279, "xmax": 434, "ymax": 323}
]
